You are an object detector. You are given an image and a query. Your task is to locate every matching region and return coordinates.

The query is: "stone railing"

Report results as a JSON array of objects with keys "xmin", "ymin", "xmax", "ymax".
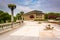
[{"xmin": 0, "ymin": 21, "xmax": 22, "ymax": 34}]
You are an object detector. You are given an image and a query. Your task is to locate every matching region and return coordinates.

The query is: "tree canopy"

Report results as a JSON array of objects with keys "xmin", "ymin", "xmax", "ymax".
[
  {"xmin": 16, "ymin": 13, "xmax": 22, "ymax": 20},
  {"xmin": 45, "ymin": 12, "xmax": 60, "ymax": 19},
  {"xmin": 8, "ymin": 4, "xmax": 16, "ymax": 10},
  {"xmin": 0, "ymin": 10, "xmax": 11, "ymax": 23}
]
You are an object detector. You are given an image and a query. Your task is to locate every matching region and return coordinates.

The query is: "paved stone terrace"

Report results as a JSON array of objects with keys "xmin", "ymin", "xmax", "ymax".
[{"xmin": 0, "ymin": 21, "xmax": 60, "ymax": 40}]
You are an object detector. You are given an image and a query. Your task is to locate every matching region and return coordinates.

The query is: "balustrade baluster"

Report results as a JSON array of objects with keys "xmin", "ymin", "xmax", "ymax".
[{"xmin": 0, "ymin": 21, "xmax": 22, "ymax": 33}]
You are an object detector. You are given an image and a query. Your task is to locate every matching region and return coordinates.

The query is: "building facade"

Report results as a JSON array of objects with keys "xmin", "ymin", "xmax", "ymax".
[{"xmin": 23, "ymin": 10, "xmax": 45, "ymax": 20}]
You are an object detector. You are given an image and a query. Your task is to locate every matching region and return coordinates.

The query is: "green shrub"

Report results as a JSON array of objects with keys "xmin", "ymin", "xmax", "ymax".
[{"xmin": 34, "ymin": 19, "xmax": 44, "ymax": 21}]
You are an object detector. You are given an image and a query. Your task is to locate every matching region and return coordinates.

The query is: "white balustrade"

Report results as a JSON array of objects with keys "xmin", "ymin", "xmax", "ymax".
[{"xmin": 0, "ymin": 21, "xmax": 22, "ymax": 34}]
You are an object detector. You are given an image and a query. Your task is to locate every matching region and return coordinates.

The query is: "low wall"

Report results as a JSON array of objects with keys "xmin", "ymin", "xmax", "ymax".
[
  {"xmin": 49, "ymin": 22, "xmax": 60, "ymax": 25},
  {"xmin": 0, "ymin": 21, "xmax": 22, "ymax": 34}
]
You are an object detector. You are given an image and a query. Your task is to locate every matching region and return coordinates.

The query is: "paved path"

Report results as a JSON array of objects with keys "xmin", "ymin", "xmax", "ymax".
[{"xmin": 0, "ymin": 21, "xmax": 60, "ymax": 40}]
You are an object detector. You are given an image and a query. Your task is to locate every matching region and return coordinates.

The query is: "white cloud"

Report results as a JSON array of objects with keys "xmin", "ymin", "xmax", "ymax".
[
  {"xmin": 23, "ymin": 0, "xmax": 32, "ymax": 5},
  {"xmin": 16, "ymin": 5, "xmax": 34, "ymax": 13}
]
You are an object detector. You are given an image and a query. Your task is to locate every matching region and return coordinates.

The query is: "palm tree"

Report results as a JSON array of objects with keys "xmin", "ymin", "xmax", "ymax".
[
  {"xmin": 20, "ymin": 11, "xmax": 24, "ymax": 23},
  {"xmin": 8, "ymin": 4, "xmax": 16, "ymax": 28},
  {"xmin": 16, "ymin": 13, "xmax": 21, "ymax": 20}
]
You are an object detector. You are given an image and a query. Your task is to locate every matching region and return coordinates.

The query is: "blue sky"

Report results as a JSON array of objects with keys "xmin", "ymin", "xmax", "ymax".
[{"xmin": 0, "ymin": 0, "xmax": 60, "ymax": 15}]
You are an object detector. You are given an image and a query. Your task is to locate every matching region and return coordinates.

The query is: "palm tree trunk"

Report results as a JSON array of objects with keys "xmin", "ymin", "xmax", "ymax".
[
  {"xmin": 11, "ymin": 10, "xmax": 14, "ymax": 28},
  {"xmin": 22, "ymin": 15, "xmax": 23, "ymax": 23}
]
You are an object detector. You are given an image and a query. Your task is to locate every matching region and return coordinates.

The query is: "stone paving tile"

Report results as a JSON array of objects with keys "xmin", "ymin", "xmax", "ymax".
[{"xmin": 0, "ymin": 21, "xmax": 60, "ymax": 40}]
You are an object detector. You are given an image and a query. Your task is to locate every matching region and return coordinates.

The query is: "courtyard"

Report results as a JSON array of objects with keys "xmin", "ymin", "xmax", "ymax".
[{"xmin": 0, "ymin": 21, "xmax": 60, "ymax": 40}]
